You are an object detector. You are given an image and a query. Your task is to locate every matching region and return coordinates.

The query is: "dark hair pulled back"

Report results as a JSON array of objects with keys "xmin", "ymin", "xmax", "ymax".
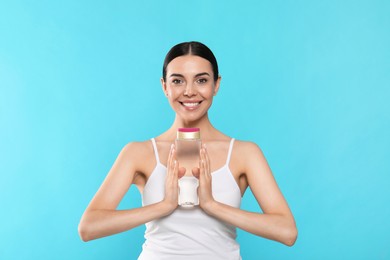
[{"xmin": 162, "ymin": 41, "xmax": 219, "ymax": 82}]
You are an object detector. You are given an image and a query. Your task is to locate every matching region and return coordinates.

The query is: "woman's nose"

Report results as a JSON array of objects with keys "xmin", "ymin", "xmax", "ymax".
[{"xmin": 184, "ymin": 83, "xmax": 196, "ymax": 96}]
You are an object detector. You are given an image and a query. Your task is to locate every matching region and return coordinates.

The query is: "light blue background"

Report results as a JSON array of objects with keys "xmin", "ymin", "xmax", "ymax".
[{"xmin": 1, "ymin": 0, "xmax": 389, "ymax": 259}]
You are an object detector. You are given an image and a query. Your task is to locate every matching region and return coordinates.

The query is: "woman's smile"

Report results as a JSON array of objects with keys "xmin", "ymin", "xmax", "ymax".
[{"xmin": 179, "ymin": 100, "xmax": 203, "ymax": 110}]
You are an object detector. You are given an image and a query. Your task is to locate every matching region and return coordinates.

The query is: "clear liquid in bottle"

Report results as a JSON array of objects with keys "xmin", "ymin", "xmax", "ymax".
[{"xmin": 175, "ymin": 128, "xmax": 201, "ymax": 207}]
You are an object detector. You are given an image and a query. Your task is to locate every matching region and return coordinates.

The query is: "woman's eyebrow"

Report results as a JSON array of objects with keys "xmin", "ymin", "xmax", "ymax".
[
  {"xmin": 195, "ymin": 72, "xmax": 210, "ymax": 77},
  {"xmin": 169, "ymin": 72, "xmax": 210, "ymax": 78},
  {"xmin": 169, "ymin": 73, "xmax": 184, "ymax": 78}
]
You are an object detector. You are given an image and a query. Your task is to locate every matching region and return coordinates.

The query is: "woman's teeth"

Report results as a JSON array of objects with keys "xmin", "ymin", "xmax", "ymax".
[{"xmin": 182, "ymin": 102, "xmax": 200, "ymax": 107}]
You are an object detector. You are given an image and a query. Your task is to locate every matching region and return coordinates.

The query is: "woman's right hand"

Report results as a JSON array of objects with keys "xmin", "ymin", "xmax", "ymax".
[{"xmin": 162, "ymin": 144, "xmax": 184, "ymax": 214}]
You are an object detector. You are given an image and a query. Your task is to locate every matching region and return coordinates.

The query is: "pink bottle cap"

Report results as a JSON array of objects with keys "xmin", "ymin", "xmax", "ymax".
[
  {"xmin": 177, "ymin": 128, "xmax": 200, "ymax": 139},
  {"xmin": 178, "ymin": 128, "xmax": 200, "ymax": 132}
]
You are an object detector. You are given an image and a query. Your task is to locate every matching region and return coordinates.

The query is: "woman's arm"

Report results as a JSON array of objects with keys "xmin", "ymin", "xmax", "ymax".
[
  {"xmin": 78, "ymin": 143, "xmax": 179, "ymax": 242},
  {"xmin": 198, "ymin": 142, "xmax": 298, "ymax": 246}
]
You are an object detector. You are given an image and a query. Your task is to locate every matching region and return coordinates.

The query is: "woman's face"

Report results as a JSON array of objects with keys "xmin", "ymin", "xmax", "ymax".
[{"xmin": 162, "ymin": 55, "xmax": 220, "ymax": 123}]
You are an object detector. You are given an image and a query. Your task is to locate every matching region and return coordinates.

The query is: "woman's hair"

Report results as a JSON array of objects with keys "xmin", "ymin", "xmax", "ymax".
[{"xmin": 162, "ymin": 41, "xmax": 219, "ymax": 82}]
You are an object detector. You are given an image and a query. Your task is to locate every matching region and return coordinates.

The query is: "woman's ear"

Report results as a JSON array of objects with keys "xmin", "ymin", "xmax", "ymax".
[
  {"xmin": 213, "ymin": 76, "xmax": 222, "ymax": 96},
  {"xmin": 161, "ymin": 78, "xmax": 168, "ymax": 97}
]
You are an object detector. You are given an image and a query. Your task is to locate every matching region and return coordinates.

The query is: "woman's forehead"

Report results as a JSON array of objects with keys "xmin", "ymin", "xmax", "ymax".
[{"xmin": 166, "ymin": 55, "xmax": 213, "ymax": 75}]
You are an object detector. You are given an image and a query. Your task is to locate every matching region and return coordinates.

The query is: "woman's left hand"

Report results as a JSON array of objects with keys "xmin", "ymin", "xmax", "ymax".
[{"xmin": 192, "ymin": 144, "xmax": 215, "ymax": 213}]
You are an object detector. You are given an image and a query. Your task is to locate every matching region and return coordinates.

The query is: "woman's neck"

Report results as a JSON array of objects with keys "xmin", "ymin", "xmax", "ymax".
[
  {"xmin": 158, "ymin": 114, "xmax": 222, "ymax": 141},
  {"xmin": 174, "ymin": 114, "xmax": 212, "ymax": 128}
]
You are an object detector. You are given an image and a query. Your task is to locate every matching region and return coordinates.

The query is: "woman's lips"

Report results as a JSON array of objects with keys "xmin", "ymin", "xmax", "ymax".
[{"xmin": 179, "ymin": 101, "xmax": 202, "ymax": 110}]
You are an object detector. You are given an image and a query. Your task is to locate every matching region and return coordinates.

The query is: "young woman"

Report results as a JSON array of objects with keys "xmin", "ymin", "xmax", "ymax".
[{"xmin": 78, "ymin": 41, "xmax": 297, "ymax": 259}]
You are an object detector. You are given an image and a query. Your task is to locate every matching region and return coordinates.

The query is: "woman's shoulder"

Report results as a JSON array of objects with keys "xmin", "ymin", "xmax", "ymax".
[
  {"xmin": 119, "ymin": 139, "xmax": 154, "ymax": 160},
  {"xmin": 233, "ymin": 139, "xmax": 262, "ymax": 151},
  {"xmin": 231, "ymin": 139, "xmax": 268, "ymax": 178},
  {"xmin": 232, "ymin": 139, "xmax": 265, "ymax": 159}
]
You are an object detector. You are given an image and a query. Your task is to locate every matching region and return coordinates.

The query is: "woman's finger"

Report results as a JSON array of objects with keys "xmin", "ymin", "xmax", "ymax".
[
  {"xmin": 167, "ymin": 145, "xmax": 172, "ymax": 169},
  {"xmin": 167, "ymin": 144, "xmax": 175, "ymax": 177},
  {"xmin": 172, "ymin": 158, "xmax": 178, "ymax": 182},
  {"xmin": 204, "ymin": 144, "xmax": 211, "ymax": 178},
  {"xmin": 171, "ymin": 148, "xmax": 178, "ymax": 182},
  {"xmin": 200, "ymin": 147, "xmax": 208, "ymax": 180},
  {"xmin": 199, "ymin": 148, "xmax": 205, "ymax": 177}
]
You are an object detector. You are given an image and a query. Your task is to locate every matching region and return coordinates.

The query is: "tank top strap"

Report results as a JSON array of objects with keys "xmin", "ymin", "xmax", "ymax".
[
  {"xmin": 150, "ymin": 138, "xmax": 160, "ymax": 164},
  {"xmin": 226, "ymin": 138, "xmax": 235, "ymax": 165}
]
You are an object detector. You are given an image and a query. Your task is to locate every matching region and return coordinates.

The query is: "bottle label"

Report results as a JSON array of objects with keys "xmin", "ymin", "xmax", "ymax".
[{"xmin": 178, "ymin": 176, "xmax": 199, "ymax": 207}]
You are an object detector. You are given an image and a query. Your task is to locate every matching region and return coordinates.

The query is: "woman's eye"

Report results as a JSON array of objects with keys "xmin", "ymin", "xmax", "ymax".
[
  {"xmin": 197, "ymin": 78, "xmax": 208, "ymax": 84},
  {"xmin": 172, "ymin": 79, "xmax": 183, "ymax": 84}
]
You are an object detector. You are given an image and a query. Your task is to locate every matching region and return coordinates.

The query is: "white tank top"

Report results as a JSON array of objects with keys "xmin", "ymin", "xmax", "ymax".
[{"xmin": 138, "ymin": 138, "xmax": 242, "ymax": 260}]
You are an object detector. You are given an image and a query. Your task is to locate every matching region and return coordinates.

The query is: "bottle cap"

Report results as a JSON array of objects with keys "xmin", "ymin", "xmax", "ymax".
[{"xmin": 177, "ymin": 128, "xmax": 200, "ymax": 139}]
